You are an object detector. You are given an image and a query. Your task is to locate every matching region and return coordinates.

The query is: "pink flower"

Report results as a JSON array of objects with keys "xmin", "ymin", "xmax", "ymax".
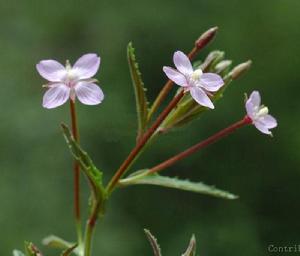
[
  {"xmin": 163, "ymin": 51, "xmax": 224, "ymax": 109},
  {"xmin": 246, "ymin": 91, "xmax": 277, "ymax": 135},
  {"xmin": 36, "ymin": 53, "xmax": 104, "ymax": 109}
]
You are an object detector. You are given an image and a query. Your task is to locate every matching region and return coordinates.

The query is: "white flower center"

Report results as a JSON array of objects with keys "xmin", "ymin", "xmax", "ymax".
[
  {"xmin": 191, "ymin": 69, "xmax": 203, "ymax": 81},
  {"xmin": 64, "ymin": 60, "xmax": 79, "ymax": 87},
  {"xmin": 254, "ymin": 105, "xmax": 269, "ymax": 119},
  {"xmin": 188, "ymin": 69, "xmax": 203, "ymax": 87}
]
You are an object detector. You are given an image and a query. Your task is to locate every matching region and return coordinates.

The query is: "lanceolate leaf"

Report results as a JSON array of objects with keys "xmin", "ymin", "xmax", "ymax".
[
  {"xmin": 182, "ymin": 235, "xmax": 196, "ymax": 256},
  {"xmin": 119, "ymin": 173, "xmax": 238, "ymax": 200},
  {"xmin": 43, "ymin": 235, "xmax": 81, "ymax": 256},
  {"xmin": 127, "ymin": 42, "xmax": 149, "ymax": 140},
  {"xmin": 61, "ymin": 244, "xmax": 78, "ymax": 256},
  {"xmin": 42, "ymin": 235, "xmax": 74, "ymax": 250},
  {"xmin": 61, "ymin": 124, "xmax": 107, "ymax": 214},
  {"xmin": 144, "ymin": 229, "xmax": 162, "ymax": 256}
]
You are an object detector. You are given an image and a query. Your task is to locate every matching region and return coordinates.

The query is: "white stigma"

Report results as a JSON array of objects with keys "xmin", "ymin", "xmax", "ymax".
[
  {"xmin": 65, "ymin": 60, "xmax": 78, "ymax": 86},
  {"xmin": 191, "ymin": 69, "xmax": 203, "ymax": 80},
  {"xmin": 255, "ymin": 106, "xmax": 269, "ymax": 119}
]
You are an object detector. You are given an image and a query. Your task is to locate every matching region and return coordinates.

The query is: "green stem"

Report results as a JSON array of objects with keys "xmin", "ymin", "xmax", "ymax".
[
  {"xmin": 83, "ymin": 223, "xmax": 94, "ymax": 256},
  {"xmin": 83, "ymin": 200, "xmax": 102, "ymax": 256}
]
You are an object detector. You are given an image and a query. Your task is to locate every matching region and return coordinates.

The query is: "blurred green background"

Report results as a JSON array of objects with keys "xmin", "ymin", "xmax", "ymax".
[{"xmin": 0, "ymin": 0, "xmax": 299, "ymax": 255}]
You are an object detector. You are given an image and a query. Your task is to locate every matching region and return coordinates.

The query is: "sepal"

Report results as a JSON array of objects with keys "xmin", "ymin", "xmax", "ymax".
[{"xmin": 182, "ymin": 235, "xmax": 196, "ymax": 256}]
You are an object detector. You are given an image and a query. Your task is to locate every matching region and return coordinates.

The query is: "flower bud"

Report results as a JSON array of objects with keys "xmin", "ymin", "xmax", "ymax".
[
  {"xmin": 229, "ymin": 60, "xmax": 252, "ymax": 80},
  {"xmin": 200, "ymin": 50, "xmax": 224, "ymax": 72},
  {"xmin": 195, "ymin": 27, "xmax": 218, "ymax": 50},
  {"xmin": 214, "ymin": 60, "xmax": 232, "ymax": 74}
]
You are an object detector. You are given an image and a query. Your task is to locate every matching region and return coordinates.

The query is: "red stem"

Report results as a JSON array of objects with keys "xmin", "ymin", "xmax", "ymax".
[
  {"xmin": 106, "ymin": 90, "xmax": 185, "ymax": 194},
  {"xmin": 69, "ymin": 100, "xmax": 81, "ymax": 223},
  {"xmin": 149, "ymin": 116, "xmax": 252, "ymax": 174}
]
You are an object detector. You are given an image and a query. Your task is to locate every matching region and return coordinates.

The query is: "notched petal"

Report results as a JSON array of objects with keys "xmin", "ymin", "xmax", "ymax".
[
  {"xmin": 245, "ymin": 100, "xmax": 256, "ymax": 119},
  {"xmin": 254, "ymin": 121, "xmax": 272, "ymax": 135},
  {"xmin": 190, "ymin": 87, "xmax": 214, "ymax": 109},
  {"xmin": 36, "ymin": 60, "xmax": 67, "ymax": 82},
  {"xmin": 200, "ymin": 73, "xmax": 224, "ymax": 92},
  {"xmin": 173, "ymin": 51, "xmax": 193, "ymax": 75},
  {"xmin": 248, "ymin": 90, "xmax": 261, "ymax": 107},
  {"xmin": 260, "ymin": 114, "xmax": 277, "ymax": 129},
  {"xmin": 163, "ymin": 66, "xmax": 188, "ymax": 86},
  {"xmin": 73, "ymin": 53, "xmax": 101, "ymax": 79},
  {"xmin": 43, "ymin": 84, "xmax": 70, "ymax": 109},
  {"xmin": 75, "ymin": 82, "xmax": 104, "ymax": 105}
]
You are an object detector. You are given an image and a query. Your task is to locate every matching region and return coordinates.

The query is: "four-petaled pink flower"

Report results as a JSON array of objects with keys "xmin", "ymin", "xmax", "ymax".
[
  {"xmin": 36, "ymin": 53, "xmax": 104, "ymax": 109},
  {"xmin": 246, "ymin": 91, "xmax": 277, "ymax": 135},
  {"xmin": 163, "ymin": 51, "xmax": 224, "ymax": 109}
]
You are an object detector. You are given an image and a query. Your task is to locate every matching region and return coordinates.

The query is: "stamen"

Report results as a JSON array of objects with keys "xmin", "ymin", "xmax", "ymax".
[
  {"xmin": 191, "ymin": 69, "xmax": 203, "ymax": 80},
  {"xmin": 65, "ymin": 60, "xmax": 71, "ymax": 70},
  {"xmin": 257, "ymin": 106, "xmax": 269, "ymax": 117}
]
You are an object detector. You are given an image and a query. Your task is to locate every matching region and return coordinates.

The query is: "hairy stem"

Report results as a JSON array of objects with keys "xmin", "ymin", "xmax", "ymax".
[
  {"xmin": 69, "ymin": 100, "xmax": 83, "ymax": 245},
  {"xmin": 148, "ymin": 116, "xmax": 252, "ymax": 174},
  {"xmin": 106, "ymin": 90, "xmax": 185, "ymax": 195}
]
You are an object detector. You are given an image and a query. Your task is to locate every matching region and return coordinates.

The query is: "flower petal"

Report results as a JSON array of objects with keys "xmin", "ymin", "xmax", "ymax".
[
  {"xmin": 72, "ymin": 53, "xmax": 101, "ymax": 79},
  {"xmin": 42, "ymin": 84, "xmax": 70, "ymax": 109},
  {"xmin": 248, "ymin": 91, "xmax": 261, "ymax": 107},
  {"xmin": 163, "ymin": 66, "xmax": 188, "ymax": 86},
  {"xmin": 190, "ymin": 87, "xmax": 214, "ymax": 109},
  {"xmin": 36, "ymin": 60, "xmax": 67, "ymax": 82},
  {"xmin": 75, "ymin": 82, "xmax": 104, "ymax": 105},
  {"xmin": 260, "ymin": 114, "xmax": 277, "ymax": 129},
  {"xmin": 254, "ymin": 121, "xmax": 272, "ymax": 135},
  {"xmin": 200, "ymin": 73, "xmax": 224, "ymax": 92},
  {"xmin": 173, "ymin": 51, "xmax": 193, "ymax": 75},
  {"xmin": 245, "ymin": 101, "xmax": 256, "ymax": 119}
]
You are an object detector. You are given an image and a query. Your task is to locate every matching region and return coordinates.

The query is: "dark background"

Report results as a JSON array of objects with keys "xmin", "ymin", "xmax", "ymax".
[{"xmin": 0, "ymin": 0, "xmax": 299, "ymax": 255}]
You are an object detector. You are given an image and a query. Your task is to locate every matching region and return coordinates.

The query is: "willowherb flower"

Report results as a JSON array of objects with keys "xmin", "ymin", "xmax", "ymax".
[
  {"xmin": 163, "ymin": 51, "xmax": 224, "ymax": 109},
  {"xmin": 36, "ymin": 53, "xmax": 104, "ymax": 109},
  {"xmin": 246, "ymin": 91, "xmax": 277, "ymax": 135}
]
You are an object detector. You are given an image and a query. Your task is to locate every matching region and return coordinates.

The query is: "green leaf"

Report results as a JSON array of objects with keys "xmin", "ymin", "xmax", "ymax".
[
  {"xmin": 61, "ymin": 244, "xmax": 78, "ymax": 256},
  {"xmin": 43, "ymin": 235, "xmax": 80, "ymax": 256},
  {"xmin": 119, "ymin": 172, "xmax": 238, "ymax": 200},
  {"xmin": 12, "ymin": 250, "xmax": 25, "ymax": 256},
  {"xmin": 182, "ymin": 235, "xmax": 196, "ymax": 256},
  {"xmin": 144, "ymin": 229, "xmax": 162, "ymax": 256},
  {"xmin": 61, "ymin": 124, "xmax": 107, "ymax": 215},
  {"xmin": 24, "ymin": 242, "xmax": 42, "ymax": 256},
  {"xmin": 127, "ymin": 42, "xmax": 149, "ymax": 140},
  {"xmin": 42, "ymin": 235, "xmax": 74, "ymax": 250}
]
